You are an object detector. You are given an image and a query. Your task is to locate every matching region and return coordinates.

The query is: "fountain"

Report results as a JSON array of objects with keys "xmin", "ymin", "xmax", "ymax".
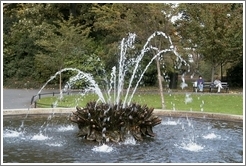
[
  {"xmin": 31, "ymin": 31, "xmax": 188, "ymax": 144},
  {"xmin": 2, "ymin": 31, "xmax": 243, "ymax": 163}
]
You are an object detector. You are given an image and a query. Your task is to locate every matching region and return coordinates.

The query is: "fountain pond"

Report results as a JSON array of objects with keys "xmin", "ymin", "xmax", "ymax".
[{"xmin": 3, "ymin": 112, "xmax": 243, "ymax": 163}]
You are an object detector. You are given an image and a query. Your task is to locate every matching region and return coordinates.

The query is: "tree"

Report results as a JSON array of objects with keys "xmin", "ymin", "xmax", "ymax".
[
  {"xmin": 3, "ymin": 3, "xmax": 65, "ymax": 85},
  {"xmin": 175, "ymin": 3, "xmax": 243, "ymax": 81},
  {"xmin": 34, "ymin": 16, "xmax": 103, "ymax": 92},
  {"xmin": 227, "ymin": 56, "xmax": 243, "ymax": 87},
  {"xmin": 3, "ymin": 3, "xmax": 104, "ymax": 88}
]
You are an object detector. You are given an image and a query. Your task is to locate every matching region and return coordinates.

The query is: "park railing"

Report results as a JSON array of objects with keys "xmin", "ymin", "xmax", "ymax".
[{"xmin": 30, "ymin": 90, "xmax": 82, "ymax": 108}]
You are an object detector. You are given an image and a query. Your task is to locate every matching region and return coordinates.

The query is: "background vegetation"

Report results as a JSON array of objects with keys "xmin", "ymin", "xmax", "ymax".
[{"xmin": 3, "ymin": 3, "xmax": 243, "ymax": 89}]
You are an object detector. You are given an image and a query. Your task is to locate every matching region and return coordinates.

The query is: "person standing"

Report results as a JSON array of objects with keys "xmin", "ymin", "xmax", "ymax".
[{"xmin": 197, "ymin": 75, "xmax": 204, "ymax": 92}]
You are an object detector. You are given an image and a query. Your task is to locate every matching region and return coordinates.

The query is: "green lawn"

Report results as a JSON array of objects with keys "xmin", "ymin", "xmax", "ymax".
[
  {"xmin": 131, "ymin": 93, "xmax": 243, "ymax": 115},
  {"xmin": 36, "ymin": 92, "xmax": 243, "ymax": 115}
]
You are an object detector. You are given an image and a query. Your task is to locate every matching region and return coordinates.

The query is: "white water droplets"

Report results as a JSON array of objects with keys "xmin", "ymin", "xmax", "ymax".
[
  {"xmin": 184, "ymin": 93, "xmax": 193, "ymax": 104},
  {"xmin": 200, "ymin": 100, "xmax": 205, "ymax": 112},
  {"xmin": 92, "ymin": 144, "xmax": 113, "ymax": 153}
]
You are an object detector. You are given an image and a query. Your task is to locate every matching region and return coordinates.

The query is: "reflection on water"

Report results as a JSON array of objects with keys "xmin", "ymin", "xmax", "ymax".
[{"xmin": 3, "ymin": 114, "xmax": 243, "ymax": 163}]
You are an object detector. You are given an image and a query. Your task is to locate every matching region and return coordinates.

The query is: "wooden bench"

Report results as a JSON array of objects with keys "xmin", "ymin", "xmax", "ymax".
[
  {"xmin": 210, "ymin": 82, "xmax": 229, "ymax": 93},
  {"xmin": 193, "ymin": 81, "xmax": 229, "ymax": 93}
]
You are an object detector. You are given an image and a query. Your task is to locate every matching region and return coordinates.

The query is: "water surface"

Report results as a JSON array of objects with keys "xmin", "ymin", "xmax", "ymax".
[{"xmin": 3, "ymin": 114, "xmax": 243, "ymax": 163}]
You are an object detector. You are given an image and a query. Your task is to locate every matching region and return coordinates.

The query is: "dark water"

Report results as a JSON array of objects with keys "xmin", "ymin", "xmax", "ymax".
[{"xmin": 3, "ymin": 114, "xmax": 243, "ymax": 163}]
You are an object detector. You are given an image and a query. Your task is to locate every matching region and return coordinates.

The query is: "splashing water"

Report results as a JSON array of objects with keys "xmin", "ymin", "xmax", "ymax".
[
  {"xmin": 122, "ymin": 136, "xmax": 137, "ymax": 145},
  {"xmin": 22, "ymin": 31, "xmax": 191, "ymax": 148},
  {"xmin": 33, "ymin": 31, "xmax": 189, "ymax": 109},
  {"xmin": 46, "ymin": 143, "xmax": 63, "ymax": 147},
  {"xmin": 179, "ymin": 141, "xmax": 204, "ymax": 152},
  {"xmin": 31, "ymin": 133, "xmax": 49, "ymax": 141},
  {"xmin": 161, "ymin": 119, "xmax": 180, "ymax": 125},
  {"xmin": 185, "ymin": 93, "xmax": 193, "ymax": 104},
  {"xmin": 92, "ymin": 144, "xmax": 113, "ymax": 153},
  {"xmin": 57, "ymin": 125, "xmax": 75, "ymax": 132},
  {"xmin": 3, "ymin": 129, "xmax": 23, "ymax": 138},
  {"xmin": 180, "ymin": 72, "xmax": 188, "ymax": 89},
  {"xmin": 36, "ymin": 68, "xmax": 106, "ymax": 104},
  {"xmin": 203, "ymin": 133, "xmax": 220, "ymax": 139},
  {"xmin": 200, "ymin": 100, "xmax": 205, "ymax": 112}
]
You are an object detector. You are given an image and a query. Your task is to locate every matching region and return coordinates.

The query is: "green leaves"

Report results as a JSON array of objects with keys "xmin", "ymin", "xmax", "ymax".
[
  {"xmin": 176, "ymin": 3, "xmax": 243, "ymax": 65},
  {"xmin": 3, "ymin": 3, "xmax": 243, "ymax": 89}
]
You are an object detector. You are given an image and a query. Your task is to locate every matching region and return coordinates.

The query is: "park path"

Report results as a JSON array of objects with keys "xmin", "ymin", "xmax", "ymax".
[{"xmin": 2, "ymin": 88, "xmax": 56, "ymax": 109}]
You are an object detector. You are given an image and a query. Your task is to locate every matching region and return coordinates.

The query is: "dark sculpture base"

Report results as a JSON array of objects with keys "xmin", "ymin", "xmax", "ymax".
[{"xmin": 70, "ymin": 101, "xmax": 162, "ymax": 144}]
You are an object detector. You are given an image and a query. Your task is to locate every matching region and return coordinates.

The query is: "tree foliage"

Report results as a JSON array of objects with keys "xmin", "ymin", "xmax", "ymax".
[
  {"xmin": 3, "ymin": 3, "xmax": 243, "ymax": 88},
  {"xmin": 3, "ymin": 3, "xmax": 103, "ymax": 87},
  {"xmin": 175, "ymin": 3, "xmax": 243, "ymax": 81}
]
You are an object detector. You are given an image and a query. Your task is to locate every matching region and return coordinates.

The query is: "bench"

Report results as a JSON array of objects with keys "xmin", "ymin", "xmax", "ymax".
[
  {"xmin": 210, "ymin": 82, "xmax": 229, "ymax": 92},
  {"xmin": 193, "ymin": 81, "xmax": 229, "ymax": 93}
]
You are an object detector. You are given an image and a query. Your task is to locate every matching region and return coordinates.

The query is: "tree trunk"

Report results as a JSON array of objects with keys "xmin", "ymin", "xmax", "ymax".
[
  {"xmin": 59, "ymin": 71, "xmax": 62, "ymax": 101},
  {"xmin": 211, "ymin": 64, "xmax": 215, "ymax": 82},
  {"xmin": 156, "ymin": 58, "xmax": 165, "ymax": 109},
  {"xmin": 69, "ymin": 3, "xmax": 77, "ymax": 17},
  {"xmin": 152, "ymin": 39, "xmax": 165, "ymax": 109},
  {"xmin": 220, "ymin": 63, "xmax": 223, "ymax": 80}
]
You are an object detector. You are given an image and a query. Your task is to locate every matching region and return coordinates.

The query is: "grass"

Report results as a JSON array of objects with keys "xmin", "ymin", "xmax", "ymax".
[{"xmin": 36, "ymin": 92, "xmax": 243, "ymax": 115}]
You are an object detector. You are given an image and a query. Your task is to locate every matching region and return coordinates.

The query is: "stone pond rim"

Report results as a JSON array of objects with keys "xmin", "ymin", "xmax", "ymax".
[{"xmin": 3, "ymin": 108, "xmax": 243, "ymax": 123}]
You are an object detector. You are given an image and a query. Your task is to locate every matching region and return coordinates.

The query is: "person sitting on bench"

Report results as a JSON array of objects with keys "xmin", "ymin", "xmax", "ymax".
[
  {"xmin": 197, "ymin": 75, "xmax": 204, "ymax": 92},
  {"xmin": 214, "ymin": 77, "xmax": 223, "ymax": 93}
]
